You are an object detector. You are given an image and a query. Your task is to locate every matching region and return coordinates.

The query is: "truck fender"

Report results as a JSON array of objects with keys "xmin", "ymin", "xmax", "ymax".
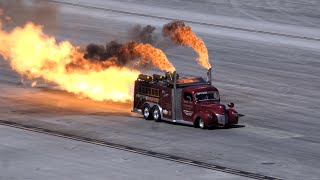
[
  {"xmin": 193, "ymin": 111, "xmax": 211, "ymax": 124},
  {"xmin": 227, "ymin": 109, "xmax": 238, "ymax": 124}
]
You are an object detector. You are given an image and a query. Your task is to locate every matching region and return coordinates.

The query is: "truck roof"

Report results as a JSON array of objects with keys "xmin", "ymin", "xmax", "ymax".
[
  {"xmin": 136, "ymin": 72, "xmax": 217, "ymax": 91},
  {"xmin": 176, "ymin": 77, "xmax": 210, "ymax": 88},
  {"xmin": 183, "ymin": 84, "xmax": 218, "ymax": 93}
]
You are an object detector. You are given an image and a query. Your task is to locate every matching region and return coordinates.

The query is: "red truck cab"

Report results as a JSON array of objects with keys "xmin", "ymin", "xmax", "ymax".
[{"xmin": 132, "ymin": 69, "xmax": 239, "ymax": 129}]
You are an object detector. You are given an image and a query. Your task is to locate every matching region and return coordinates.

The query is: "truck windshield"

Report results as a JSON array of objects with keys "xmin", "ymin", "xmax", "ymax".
[{"xmin": 195, "ymin": 91, "xmax": 219, "ymax": 102}]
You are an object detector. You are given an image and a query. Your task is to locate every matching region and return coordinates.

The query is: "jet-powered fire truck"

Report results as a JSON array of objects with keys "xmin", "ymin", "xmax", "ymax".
[{"xmin": 132, "ymin": 69, "xmax": 239, "ymax": 129}]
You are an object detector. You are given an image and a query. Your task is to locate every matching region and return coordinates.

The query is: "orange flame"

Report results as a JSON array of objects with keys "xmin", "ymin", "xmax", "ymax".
[
  {"xmin": 134, "ymin": 43, "xmax": 175, "ymax": 72},
  {"xmin": 0, "ymin": 21, "xmax": 174, "ymax": 102},
  {"xmin": 163, "ymin": 21, "xmax": 211, "ymax": 69}
]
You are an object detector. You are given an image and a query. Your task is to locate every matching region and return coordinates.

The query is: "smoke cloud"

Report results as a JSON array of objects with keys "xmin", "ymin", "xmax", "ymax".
[
  {"xmin": 70, "ymin": 40, "xmax": 175, "ymax": 72},
  {"xmin": 82, "ymin": 41, "xmax": 139, "ymax": 67},
  {"xmin": 128, "ymin": 24, "xmax": 173, "ymax": 50},
  {"xmin": 81, "ymin": 23, "xmax": 170, "ymax": 69},
  {"xmin": 162, "ymin": 20, "xmax": 211, "ymax": 69},
  {"xmin": 128, "ymin": 24, "xmax": 157, "ymax": 45},
  {"xmin": 0, "ymin": 0, "xmax": 57, "ymax": 33}
]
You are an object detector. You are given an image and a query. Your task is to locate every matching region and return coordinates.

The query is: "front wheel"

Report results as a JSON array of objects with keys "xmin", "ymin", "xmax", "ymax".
[
  {"xmin": 142, "ymin": 105, "xmax": 152, "ymax": 120},
  {"xmin": 198, "ymin": 118, "xmax": 206, "ymax": 129},
  {"xmin": 152, "ymin": 106, "xmax": 161, "ymax": 122}
]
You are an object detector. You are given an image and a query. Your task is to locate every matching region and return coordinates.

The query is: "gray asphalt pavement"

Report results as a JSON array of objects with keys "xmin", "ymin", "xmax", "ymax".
[
  {"xmin": 0, "ymin": 125, "xmax": 246, "ymax": 180},
  {"xmin": 0, "ymin": 0, "xmax": 320, "ymax": 179}
]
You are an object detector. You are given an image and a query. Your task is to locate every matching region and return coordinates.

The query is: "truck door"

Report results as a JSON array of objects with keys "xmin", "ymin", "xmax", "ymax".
[
  {"xmin": 160, "ymin": 88, "xmax": 172, "ymax": 119},
  {"xmin": 181, "ymin": 91, "xmax": 195, "ymax": 122}
]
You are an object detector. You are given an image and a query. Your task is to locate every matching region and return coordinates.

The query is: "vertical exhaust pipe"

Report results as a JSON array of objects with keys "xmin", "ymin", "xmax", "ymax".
[
  {"xmin": 173, "ymin": 71, "xmax": 177, "ymax": 90},
  {"xmin": 207, "ymin": 68, "xmax": 212, "ymax": 85},
  {"xmin": 172, "ymin": 71, "xmax": 177, "ymax": 120}
]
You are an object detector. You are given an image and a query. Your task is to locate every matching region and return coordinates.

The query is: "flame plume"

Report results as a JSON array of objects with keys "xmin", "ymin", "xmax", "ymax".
[
  {"xmin": 163, "ymin": 21, "xmax": 211, "ymax": 69},
  {"xmin": 0, "ymin": 21, "xmax": 175, "ymax": 102},
  {"xmin": 81, "ymin": 41, "xmax": 175, "ymax": 72},
  {"xmin": 134, "ymin": 43, "xmax": 175, "ymax": 72}
]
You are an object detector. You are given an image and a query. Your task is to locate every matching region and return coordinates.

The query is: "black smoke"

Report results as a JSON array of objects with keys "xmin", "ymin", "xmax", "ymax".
[
  {"xmin": 128, "ymin": 24, "xmax": 173, "ymax": 50},
  {"xmin": 81, "ymin": 23, "xmax": 175, "ymax": 69},
  {"xmin": 128, "ymin": 24, "xmax": 157, "ymax": 45},
  {"xmin": 82, "ymin": 24, "xmax": 159, "ymax": 67},
  {"xmin": 82, "ymin": 41, "xmax": 140, "ymax": 67},
  {"xmin": 0, "ymin": 0, "xmax": 57, "ymax": 33}
]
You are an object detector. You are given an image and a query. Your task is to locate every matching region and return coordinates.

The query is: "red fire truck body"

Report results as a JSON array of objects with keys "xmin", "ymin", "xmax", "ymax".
[{"xmin": 132, "ymin": 69, "xmax": 239, "ymax": 129}]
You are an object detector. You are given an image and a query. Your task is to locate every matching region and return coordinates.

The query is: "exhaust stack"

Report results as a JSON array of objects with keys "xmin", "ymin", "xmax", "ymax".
[
  {"xmin": 172, "ymin": 71, "xmax": 177, "ymax": 120},
  {"xmin": 207, "ymin": 68, "xmax": 212, "ymax": 85},
  {"xmin": 173, "ymin": 71, "xmax": 177, "ymax": 90}
]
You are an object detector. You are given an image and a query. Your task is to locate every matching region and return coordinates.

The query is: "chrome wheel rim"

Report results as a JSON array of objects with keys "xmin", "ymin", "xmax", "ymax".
[
  {"xmin": 143, "ymin": 107, "xmax": 149, "ymax": 118},
  {"xmin": 199, "ymin": 119, "xmax": 205, "ymax": 129},
  {"xmin": 153, "ymin": 109, "xmax": 159, "ymax": 120}
]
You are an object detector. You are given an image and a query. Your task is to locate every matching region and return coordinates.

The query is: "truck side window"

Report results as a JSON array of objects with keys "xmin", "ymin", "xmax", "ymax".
[
  {"xmin": 184, "ymin": 92, "xmax": 193, "ymax": 102},
  {"xmin": 146, "ymin": 88, "xmax": 151, "ymax": 95}
]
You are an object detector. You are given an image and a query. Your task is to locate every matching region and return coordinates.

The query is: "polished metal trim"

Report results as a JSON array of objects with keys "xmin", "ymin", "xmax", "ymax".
[
  {"xmin": 162, "ymin": 118, "xmax": 193, "ymax": 125},
  {"xmin": 162, "ymin": 117, "xmax": 173, "ymax": 122},
  {"xmin": 216, "ymin": 114, "xmax": 228, "ymax": 125},
  {"xmin": 132, "ymin": 108, "xmax": 142, "ymax": 114},
  {"xmin": 175, "ymin": 119, "xmax": 194, "ymax": 125}
]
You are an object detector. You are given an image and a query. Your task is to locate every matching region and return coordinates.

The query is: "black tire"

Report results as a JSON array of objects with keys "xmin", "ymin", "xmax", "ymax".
[
  {"xmin": 194, "ymin": 118, "xmax": 199, "ymax": 128},
  {"xmin": 152, "ymin": 106, "xmax": 161, "ymax": 122},
  {"xmin": 142, "ymin": 105, "xmax": 152, "ymax": 120}
]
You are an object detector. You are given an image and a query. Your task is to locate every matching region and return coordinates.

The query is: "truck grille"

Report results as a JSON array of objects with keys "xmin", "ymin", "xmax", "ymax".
[{"xmin": 216, "ymin": 114, "xmax": 228, "ymax": 125}]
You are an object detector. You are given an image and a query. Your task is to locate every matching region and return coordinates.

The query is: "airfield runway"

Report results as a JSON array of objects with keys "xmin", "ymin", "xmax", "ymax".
[{"xmin": 0, "ymin": 0, "xmax": 320, "ymax": 179}]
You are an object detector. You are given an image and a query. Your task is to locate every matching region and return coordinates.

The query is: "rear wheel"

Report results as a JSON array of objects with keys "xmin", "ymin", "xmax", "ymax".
[
  {"xmin": 142, "ymin": 105, "xmax": 152, "ymax": 120},
  {"xmin": 152, "ymin": 106, "xmax": 161, "ymax": 122}
]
